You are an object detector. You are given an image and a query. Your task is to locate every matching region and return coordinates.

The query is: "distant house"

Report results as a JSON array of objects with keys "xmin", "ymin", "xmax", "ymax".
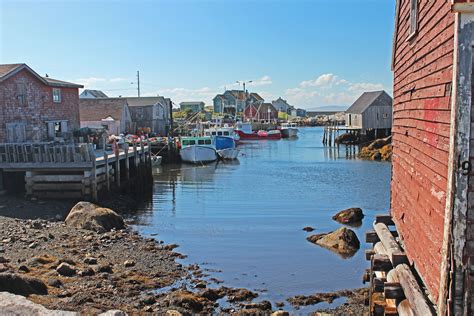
[
  {"xmin": 296, "ymin": 108, "xmax": 307, "ymax": 117},
  {"xmin": 0, "ymin": 63, "xmax": 83, "ymax": 142},
  {"xmin": 345, "ymin": 90, "xmax": 392, "ymax": 135},
  {"xmin": 79, "ymin": 98, "xmax": 132, "ymax": 135},
  {"xmin": 244, "ymin": 103, "xmax": 278, "ymax": 122},
  {"xmin": 179, "ymin": 101, "xmax": 205, "ymax": 113},
  {"xmin": 272, "ymin": 97, "xmax": 291, "ymax": 113},
  {"xmin": 287, "ymin": 106, "xmax": 297, "ymax": 117},
  {"xmin": 126, "ymin": 96, "xmax": 171, "ymax": 136},
  {"xmin": 79, "ymin": 89, "xmax": 108, "ymax": 99},
  {"xmin": 213, "ymin": 90, "xmax": 262, "ymax": 114}
]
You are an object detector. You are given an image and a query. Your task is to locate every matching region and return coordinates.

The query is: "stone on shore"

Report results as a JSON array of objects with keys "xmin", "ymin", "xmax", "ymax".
[
  {"xmin": 0, "ymin": 291, "xmax": 78, "ymax": 315},
  {"xmin": 332, "ymin": 207, "xmax": 364, "ymax": 224},
  {"xmin": 307, "ymin": 227, "xmax": 360, "ymax": 256},
  {"xmin": 302, "ymin": 226, "xmax": 314, "ymax": 232},
  {"xmin": 56, "ymin": 262, "xmax": 76, "ymax": 277},
  {"xmin": 358, "ymin": 136, "xmax": 392, "ymax": 161},
  {"xmin": 98, "ymin": 310, "xmax": 128, "ymax": 316},
  {"xmin": 0, "ymin": 273, "xmax": 48, "ymax": 296},
  {"xmin": 65, "ymin": 202, "xmax": 125, "ymax": 233}
]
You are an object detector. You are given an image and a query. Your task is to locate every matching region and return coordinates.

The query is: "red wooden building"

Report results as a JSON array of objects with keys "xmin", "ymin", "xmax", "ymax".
[
  {"xmin": 0, "ymin": 63, "xmax": 83, "ymax": 142},
  {"xmin": 391, "ymin": 0, "xmax": 474, "ymax": 314},
  {"xmin": 243, "ymin": 103, "xmax": 278, "ymax": 122}
]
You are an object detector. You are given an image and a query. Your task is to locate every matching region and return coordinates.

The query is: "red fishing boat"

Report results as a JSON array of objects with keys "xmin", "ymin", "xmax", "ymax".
[{"xmin": 236, "ymin": 129, "xmax": 281, "ymax": 140}]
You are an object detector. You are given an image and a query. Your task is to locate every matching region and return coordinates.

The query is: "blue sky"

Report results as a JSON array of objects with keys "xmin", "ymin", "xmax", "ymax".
[{"xmin": 1, "ymin": 0, "xmax": 395, "ymax": 109}]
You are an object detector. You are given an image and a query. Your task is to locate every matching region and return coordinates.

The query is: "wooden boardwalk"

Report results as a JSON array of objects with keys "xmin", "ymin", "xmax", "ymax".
[{"xmin": 0, "ymin": 142, "xmax": 151, "ymax": 201}]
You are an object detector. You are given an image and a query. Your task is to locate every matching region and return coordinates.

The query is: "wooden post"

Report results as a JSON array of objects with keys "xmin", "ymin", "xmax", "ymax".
[
  {"xmin": 25, "ymin": 171, "xmax": 33, "ymax": 196},
  {"xmin": 395, "ymin": 264, "xmax": 434, "ymax": 315},
  {"xmin": 124, "ymin": 143, "xmax": 130, "ymax": 181},
  {"xmin": 89, "ymin": 144, "xmax": 98, "ymax": 202},
  {"xmin": 104, "ymin": 150, "xmax": 110, "ymax": 192},
  {"xmin": 115, "ymin": 146, "xmax": 121, "ymax": 188},
  {"xmin": 374, "ymin": 222, "xmax": 407, "ymax": 266}
]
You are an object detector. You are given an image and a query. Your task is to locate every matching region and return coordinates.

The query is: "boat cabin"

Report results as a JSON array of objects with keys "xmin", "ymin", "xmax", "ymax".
[{"xmin": 180, "ymin": 136, "xmax": 213, "ymax": 147}]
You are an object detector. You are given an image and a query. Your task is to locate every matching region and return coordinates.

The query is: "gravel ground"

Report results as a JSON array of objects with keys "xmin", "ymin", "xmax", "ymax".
[{"xmin": 0, "ymin": 194, "xmax": 369, "ymax": 315}]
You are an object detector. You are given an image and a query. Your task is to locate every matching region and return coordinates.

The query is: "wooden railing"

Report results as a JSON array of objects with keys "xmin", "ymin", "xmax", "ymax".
[{"xmin": 0, "ymin": 143, "xmax": 95, "ymax": 164}]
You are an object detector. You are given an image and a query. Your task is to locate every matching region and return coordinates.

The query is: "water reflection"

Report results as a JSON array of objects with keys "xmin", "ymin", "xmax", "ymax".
[{"xmin": 131, "ymin": 127, "xmax": 391, "ymax": 311}]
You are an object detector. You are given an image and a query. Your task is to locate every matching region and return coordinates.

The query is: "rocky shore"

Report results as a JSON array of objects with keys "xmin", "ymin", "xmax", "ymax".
[
  {"xmin": 358, "ymin": 136, "xmax": 392, "ymax": 161},
  {"xmin": 0, "ymin": 195, "xmax": 369, "ymax": 315}
]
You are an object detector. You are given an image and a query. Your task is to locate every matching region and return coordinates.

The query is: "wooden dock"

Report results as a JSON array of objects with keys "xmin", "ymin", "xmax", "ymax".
[{"xmin": 0, "ymin": 142, "xmax": 152, "ymax": 201}]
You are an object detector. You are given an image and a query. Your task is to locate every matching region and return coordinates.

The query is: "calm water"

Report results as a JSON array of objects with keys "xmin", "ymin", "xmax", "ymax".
[{"xmin": 132, "ymin": 127, "xmax": 391, "ymax": 310}]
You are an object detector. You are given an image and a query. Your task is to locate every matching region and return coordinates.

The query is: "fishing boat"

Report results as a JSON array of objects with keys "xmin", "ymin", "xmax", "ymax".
[
  {"xmin": 179, "ymin": 136, "xmax": 217, "ymax": 164},
  {"xmin": 204, "ymin": 125, "xmax": 240, "ymax": 143},
  {"xmin": 235, "ymin": 122, "xmax": 281, "ymax": 140},
  {"xmin": 214, "ymin": 135, "xmax": 240, "ymax": 160},
  {"xmin": 235, "ymin": 129, "xmax": 282, "ymax": 140},
  {"xmin": 280, "ymin": 122, "xmax": 298, "ymax": 138}
]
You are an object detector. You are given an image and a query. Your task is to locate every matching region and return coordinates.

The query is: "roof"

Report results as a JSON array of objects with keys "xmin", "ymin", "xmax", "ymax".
[
  {"xmin": 0, "ymin": 63, "xmax": 83, "ymax": 88},
  {"xmin": 213, "ymin": 94, "xmax": 225, "ymax": 100},
  {"xmin": 247, "ymin": 102, "xmax": 277, "ymax": 113},
  {"xmin": 227, "ymin": 90, "xmax": 247, "ymax": 100},
  {"xmin": 250, "ymin": 92, "xmax": 263, "ymax": 101},
  {"xmin": 346, "ymin": 90, "xmax": 392, "ymax": 114},
  {"xmin": 180, "ymin": 101, "xmax": 205, "ymax": 105},
  {"xmin": 80, "ymin": 89, "xmax": 108, "ymax": 98},
  {"xmin": 79, "ymin": 98, "xmax": 128, "ymax": 121},
  {"xmin": 125, "ymin": 96, "xmax": 166, "ymax": 107}
]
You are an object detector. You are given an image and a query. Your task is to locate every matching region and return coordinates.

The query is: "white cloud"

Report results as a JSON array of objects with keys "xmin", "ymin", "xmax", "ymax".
[
  {"xmin": 284, "ymin": 73, "xmax": 388, "ymax": 107},
  {"xmin": 109, "ymin": 77, "xmax": 127, "ymax": 83},
  {"xmin": 300, "ymin": 73, "xmax": 344, "ymax": 88},
  {"xmin": 75, "ymin": 77, "xmax": 106, "ymax": 87}
]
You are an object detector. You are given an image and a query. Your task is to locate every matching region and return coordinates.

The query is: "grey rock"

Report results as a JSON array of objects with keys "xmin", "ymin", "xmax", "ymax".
[
  {"xmin": 56, "ymin": 263, "xmax": 76, "ymax": 277},
  {"xmin": 65, "ymin": 202, "xmax": 125, "ymax": 233},
  {"xmin": 0, "ymin": 272, "xmax": 48, "ymax": 295},
  {"xmin": 98, "ymin": 310, "xmax": 128, "ymax": 316},
  {"xmin": 0, "ymin": 291, "xmax": 77, "ymax": 315}
]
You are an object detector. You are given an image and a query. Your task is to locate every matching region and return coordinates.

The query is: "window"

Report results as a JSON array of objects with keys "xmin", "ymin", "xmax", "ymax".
[
  {"xmin": 52, "ymin": 88, "xmax": 61, "ymax": 103},
  {"xmin": 17, "ymin": 83, "xmax": 26, "ymax": 105},
  {"xmin": 377, "ymin": 113, "xmax": 379, "ymax": 120},
  {"xmin": 205, "ymin": 139, "xmax": 211, "ymax": 145},
  {"xmin": 383, "ymin": 113, "xmax": 389, "ymax": 119},
  {"xmin": 47, "ymin": 121, "xmax": 68, "ymax": 139},
  {"xmin": 189, "ymin": 140, "xmax": 196, "ymax": 145},
  {"xmin": 217, "ymin": 131, "xmax": 223, "ymax": 136},
  {"xmin": 198, "ymin": 140, "xmax": 205, "ymax": 145},
  {"xmin": 224, "ymin": 131, "xmax": 229, "ymax": 136},
  {"xmin": 409, "ymin": 0, "xmax": 418, "ymax": 39}
]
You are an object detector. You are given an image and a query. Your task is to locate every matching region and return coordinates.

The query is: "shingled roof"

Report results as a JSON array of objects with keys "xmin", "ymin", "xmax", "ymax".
[
  {"xmin": 125, "ymin": 96, "xmax": 166, "ymax": 107},
  {"xmin": 0, "ymin": 63, "xmax": 83, "ymax": 88},
  {"xmin": 346, "ymin": 90, "xmax": 392, "ymax": 114},
  {"xmin": 80, "ymin": 89, "xmax": 108, "ymax": 98},
  {"xmin": 79, "ymin": 98, "xmax": 128, "ymax": 121}
]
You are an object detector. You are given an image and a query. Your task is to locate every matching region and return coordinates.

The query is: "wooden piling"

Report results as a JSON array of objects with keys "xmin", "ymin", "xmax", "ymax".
[
  {"xmin": 104, "ymin": 150, "xmax": 110, "ymax": 192},
  {"xmin": 115, "ymin": 147, "xmax": 120, "ymax": 188}
]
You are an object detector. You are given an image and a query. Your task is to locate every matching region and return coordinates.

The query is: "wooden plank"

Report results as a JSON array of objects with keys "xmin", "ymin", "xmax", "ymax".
[
  {"xmin": 374, "ymin": 222, "xmax": 407, "ymax": 266},
  {"xmin": 33, "ymin": 191, "xmax": 83, "ymax": 199},
  {"xmin": 387, "ymin": 269, "xmax": 400, "ymax": 283},
  {"xmin": 384, "ymin": 282, "xmax": 405, "ymax": 299},
  {"xmin": 31, "ymin": 175, "xmax": 84, "ymax": 182},
  {"xmin": 373, "ymin": 254, "xmax": 393, "ymax": 272},
  {"xmin": 375, "ymin": 214, "xmax": 395, "ymax": 226},
  {"xmin": 395, "ymin": 264, "xmax": 434, "ymax": 315},
  {"xmin": 385, "ymin": 298, "xmax": 398, "ymax": 315},
  {"xmin": 374, "ymin": 241, "xmax": 388, "ymax": 256},
  {"xmin": 0, "ymin": 162, "xmax": 93, "ymax": 169},
  {"xmin": 104, "ymin": 150, "xmax": 110, "ymax": 192},
  {"xmin": 365, "ymin": 249, "xmax": 376, "ymax": 260},
  {"xmin": 32, "ymin": 183, "xmax": 84, "ymax": 191},
  {"xmin": 366, "ymin": 229, "xmax": 399, "ymax": 243},
  {"xmin": 398, "ymin": 299, "xmax": 415, "ymax": 316}
]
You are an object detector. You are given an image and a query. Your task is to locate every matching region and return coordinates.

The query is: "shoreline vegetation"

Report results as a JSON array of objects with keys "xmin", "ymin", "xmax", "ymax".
[{"xmin": 0, "ymin": 194, "xmax": 368, "ymax": 315}]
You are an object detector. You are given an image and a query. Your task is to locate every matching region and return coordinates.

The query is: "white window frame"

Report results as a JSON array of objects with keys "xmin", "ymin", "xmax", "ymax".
[
  {"xmin": 408, "ymin": 0, "xmax": 418, "ymax": 41},
  {"xmin": 52, "ymin": 88, "xmax": 61, "ymax": 103}
]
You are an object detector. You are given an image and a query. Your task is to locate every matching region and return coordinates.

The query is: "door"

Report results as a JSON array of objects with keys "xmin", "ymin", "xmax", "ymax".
[{"xmin": 6, "ymin": 123, "xmax": 26, "ymax": 143}]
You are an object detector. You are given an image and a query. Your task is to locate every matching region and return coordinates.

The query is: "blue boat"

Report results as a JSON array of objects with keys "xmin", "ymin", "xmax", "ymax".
[{"xmin": 214, "ymin": 136, "xmax": 240, "ymax": 160}]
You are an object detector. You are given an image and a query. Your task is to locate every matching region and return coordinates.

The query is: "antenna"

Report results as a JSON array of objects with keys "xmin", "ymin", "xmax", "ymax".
[{"xmin": 137, "ymin": 71, "xmax": 140, "ymax": 97}]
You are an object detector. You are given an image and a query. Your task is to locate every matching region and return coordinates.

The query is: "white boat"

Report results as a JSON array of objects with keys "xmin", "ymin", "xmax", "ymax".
[
  {"xmin": 179, "ymin": 136, "xmax": 217, "ymax": 164},
  {"xmin": 214, "ymin": 135, "xmax": 240, "ymax": 160},
  {"xmin": 204, "ymin": 125, "xmax": 240, "ymax": 143},
  {"xmin": 217, "ymin": 148, "xmax": 240, "ymax": 160},
  {"xmin": 281, "ymin": 122, "xmax": 298, "ymax": 138}
]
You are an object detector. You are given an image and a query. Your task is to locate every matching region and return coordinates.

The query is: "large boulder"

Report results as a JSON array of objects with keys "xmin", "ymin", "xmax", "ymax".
[
  {"xmin": 367, "ymin": 136, "xmax": 391, "ymax": 150},
  {"xmin": 65, "ymin": 202, "xmax": 125, "ymax": 233},
  {"xmin": 0, "ymin": 273, "xmax": 48, "ymax": 296},
  {"xmin": 307, "ymin": 227, "xmax": 360, "ymax": 257},
  {"xmin": 0, "ymin": 291, "xmax": 77, "ymax": 315},
  {"xmin": 332, "ymin": 207, "xmax": 364, "ymax": 224}
]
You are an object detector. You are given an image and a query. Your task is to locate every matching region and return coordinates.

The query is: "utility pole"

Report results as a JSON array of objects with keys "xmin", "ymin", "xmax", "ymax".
[{"xmin": 137, "ymin": 71, "xmax": 140, "ymax": 97}]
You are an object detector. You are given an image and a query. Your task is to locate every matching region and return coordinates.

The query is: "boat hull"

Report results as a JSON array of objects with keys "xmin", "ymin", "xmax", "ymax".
[
  {"xmin": 281, "ymin": 128, "xmax": 298, "ymax": 138},
  {"xmin": 217, "ymin": 148, "xmax": 240, "ymax": 160},
  {"xmin": 236, "ymin": 130, "xmax": 281, "ymax": 140},
  {"xmin": 180, "ymin": 146, "xmax": 217, "ymax": 164}
]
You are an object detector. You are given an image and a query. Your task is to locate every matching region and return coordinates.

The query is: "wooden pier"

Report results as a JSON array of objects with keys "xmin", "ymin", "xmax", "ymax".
[
  {"xmin": 322, "ymin": 125, "xmax": 361, "ymax": 147},
  {"xmin": 364, "ymin": 215, "xmax": 435, "ymax": 315},
  {"xmin": 0, "ymin": 142, "xmax": 152, "ymax": 201}
]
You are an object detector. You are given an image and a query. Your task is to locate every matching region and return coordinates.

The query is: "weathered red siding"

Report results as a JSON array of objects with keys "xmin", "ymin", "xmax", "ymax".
[
  {"xmin": 0, "ymin": 69, "xmax": 80, "ymax": 142},
  {"xmin": 391, "ymin": 0, "xmax": 455, "ymax": 302}
]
